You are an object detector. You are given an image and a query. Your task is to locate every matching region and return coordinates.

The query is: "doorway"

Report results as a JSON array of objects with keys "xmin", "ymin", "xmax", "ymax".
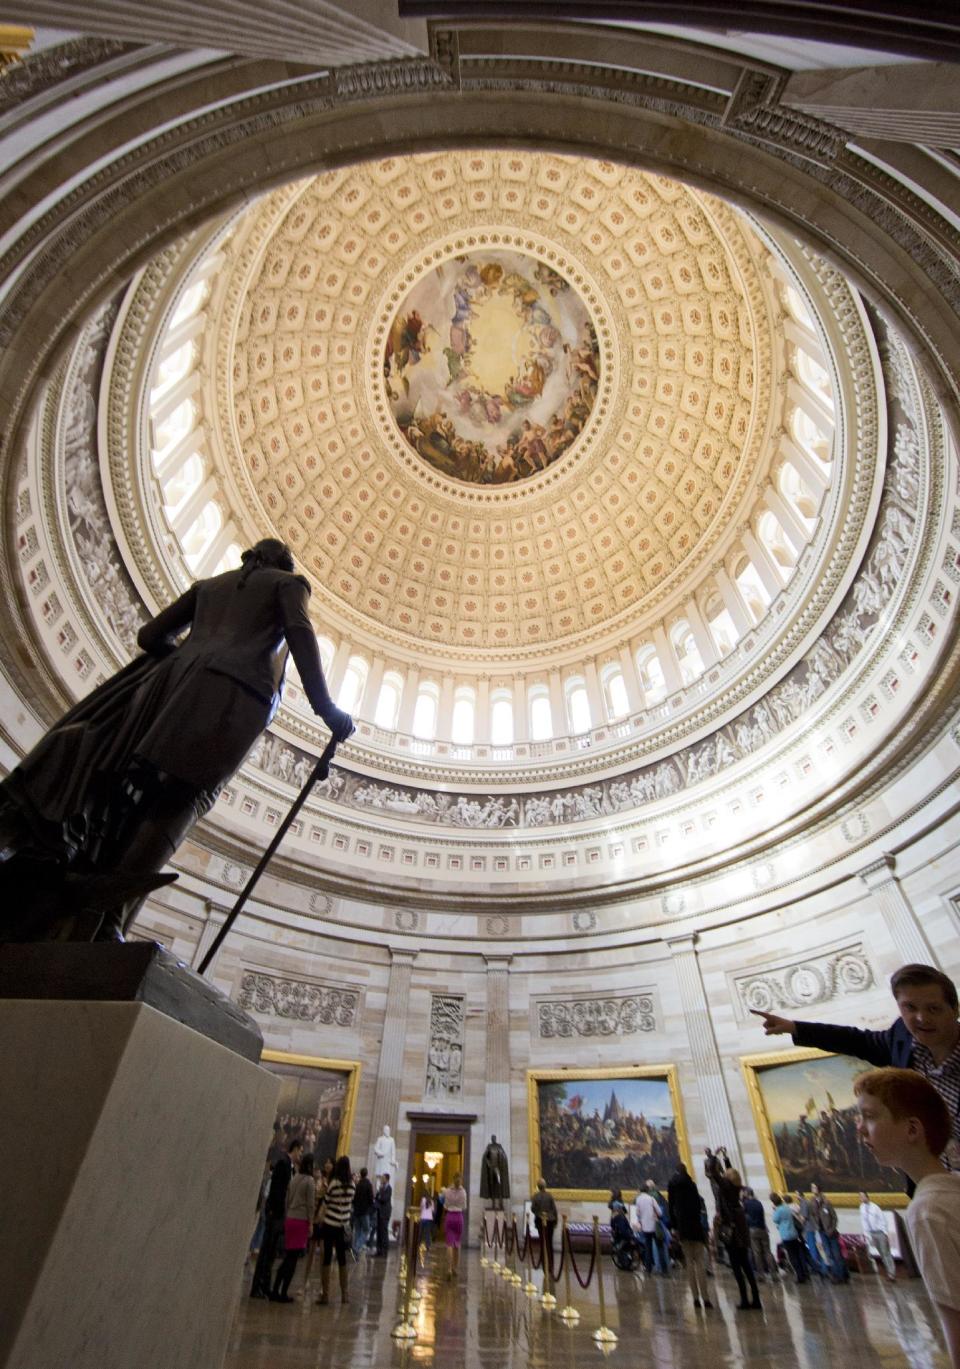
[{"xmin": 404, "ymin": 1111, "xmax": 477, "ymax": 1217}]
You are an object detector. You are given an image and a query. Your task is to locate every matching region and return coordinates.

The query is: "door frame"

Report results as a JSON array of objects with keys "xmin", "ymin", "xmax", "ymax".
[{"xmin": 403, "ymin": 1110, "xmax": 477, "ymax": 1219}]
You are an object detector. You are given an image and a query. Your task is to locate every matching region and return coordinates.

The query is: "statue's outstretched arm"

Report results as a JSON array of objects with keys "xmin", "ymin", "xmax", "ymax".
[
  {"xmin": 277, "ymin": 577, "xmax": 354, "ymax": 741},
  {"xmin": 137, "ymin": 584, "xmax": 198, "ymax": 656}
]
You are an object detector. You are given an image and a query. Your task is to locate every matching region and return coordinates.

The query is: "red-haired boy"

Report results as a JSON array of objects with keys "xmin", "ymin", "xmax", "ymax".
[{"xmin": 855, "ymin": 1068, "xmax": 960, "ymax": 1367}]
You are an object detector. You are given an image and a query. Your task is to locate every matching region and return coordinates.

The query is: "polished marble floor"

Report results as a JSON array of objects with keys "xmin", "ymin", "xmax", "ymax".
[{"xmin": 225, "ymin": 1247, "xmax": 950, "ymax": 1368}]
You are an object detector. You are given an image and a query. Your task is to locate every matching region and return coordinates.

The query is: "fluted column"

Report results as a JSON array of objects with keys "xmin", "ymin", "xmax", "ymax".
[
  {"xmin": 741, "ymin": 527, "xmax": 783, "ymax": 599},
  {"xmin": 476, "ymin": 676, "xmax": 491, "ymax": 744},
  {"xmin": 190, "ymin": 898, "xmax": 228, "ymax": 972},
  {"xmin": 618, "ymin": 643, "xmax": 645, "ymax": 712},
  {"xmin": 714, "ymin": 566, "xmax": 753, "ymax": 637},
  {"xmin": 484, "ymin": 955, "xmax": 513, "ymax": 1159},
  {"xmin": 358, "ymin": 654, "xmax": 385, "ymax": 723},
  {"xmin": 396, "ymin": 665, "xmax": 420, "ymax": 734},
  {"xmin": 779, "ymin": 432, "xmax": 830, "ymax": 492},
  {"xmin": 788, "ymin": 377, "xmax": 834, "ymax": 432},
  {"xmin": 652, "ymin": 625, "xmax": 683, "ymax": 693},
  {"xmin": 368, "ymin": 949, "xmax": 418, "ymax": 1164},
  {"xmin": 763, "ymin": 481, "xmax": 810, "ymax": 551},
  {"xmin": 326, "ymin": 638, "xmax": 352, "ymax": 702},
  {"xmin": 584, "ymin": 658, "xmax": 606, "ymax": 726},
  {"xmin": 666, "ymin": 933, "xmax": 743, "ymax": 1173},
  {"xmin": 513, "ymin": 675, "xmax": 529, "ymax": 743},
  {"xmin": 859, "ymin": 854, "xmax": 940, "ymax": 967},
  {"xmin": 685, "ymin": 598, "xmax": 719, "ymax": 669},
  {"xmin": 548, "ymin": 669, "xmax": 565, "ymax": 736}
]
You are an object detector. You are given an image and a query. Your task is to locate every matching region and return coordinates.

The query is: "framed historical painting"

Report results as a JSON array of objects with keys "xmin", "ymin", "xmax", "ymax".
[
  {"xmin": 741, "ymin": 1047, "xmax": 907, "ymax": 1209},
  {"xmin": 527, "ymin": 1065, "xmax": 691, "ymax": 1200},
  {"xmin": 260, "ymin": 1051, "xmax": 361, "ymax": 1168}
]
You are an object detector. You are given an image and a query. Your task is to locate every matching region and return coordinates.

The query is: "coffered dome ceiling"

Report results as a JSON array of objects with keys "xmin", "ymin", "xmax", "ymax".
[{"xmin": 210, "ymin": 151, "xmax": 780, "ymax": 659}]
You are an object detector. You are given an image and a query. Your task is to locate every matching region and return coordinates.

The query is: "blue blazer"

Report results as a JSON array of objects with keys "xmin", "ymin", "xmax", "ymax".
[{"xmin": 792, "ymin": 1016, "xmax": 915, "ymax": 1069}]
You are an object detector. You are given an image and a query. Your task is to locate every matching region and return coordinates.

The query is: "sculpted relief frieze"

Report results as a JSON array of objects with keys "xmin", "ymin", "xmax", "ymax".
[
  {"xmin": 535, "ymin": 991, "xmax": 657, "ymax": 1038},
  {"xmin": 425, "ymin": 993, "xmax": 465, "ymax": 1098},
  {"xmin": 237, "ymin": 970, "xmax": 360, "ymax": 1026},
  {"xmin": 733, "ymin": 944, "xmax": 874, "ymax": 1019}
]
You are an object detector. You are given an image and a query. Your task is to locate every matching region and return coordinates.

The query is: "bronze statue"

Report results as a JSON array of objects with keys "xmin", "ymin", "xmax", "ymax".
[
  {"xmin": 0, "ymin": 539, "xmax": 354, "ymax": 942},
  {"xmin": 480, "ymin": 1134, "xmax": 510, "ymax": 1210}
]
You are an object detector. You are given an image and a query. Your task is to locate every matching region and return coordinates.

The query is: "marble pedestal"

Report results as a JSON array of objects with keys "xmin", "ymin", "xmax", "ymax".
[{"xmin": 0, "ymin": 958, "xmax": 279, "ymax": 1369}]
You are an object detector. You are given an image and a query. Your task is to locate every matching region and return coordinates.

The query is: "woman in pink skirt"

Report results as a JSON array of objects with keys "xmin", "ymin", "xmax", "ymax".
[
  {"xmin": 271, "ymin": 1153, "xmax": 316, "ymax": 1302},
  {"xmin": 441, "ymin": 1172, "xmax": 468, "ymax": 1279}
]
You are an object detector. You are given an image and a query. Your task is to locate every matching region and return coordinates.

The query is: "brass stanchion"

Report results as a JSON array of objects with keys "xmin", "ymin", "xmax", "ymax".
[
  {"xmin": 391, "ymin": 1207, "xmax": 419, "ymax": 1340},
  {"xmin": 509, "ymin": 1217, "xmax": 523, "ymax": 1285},
  {"xmin": 592, "ymin": 1214, "xmax": 617, "ymax": 1344},
  {"xmin": 540, "ymin": 1220, "xmax": 557, "ymax": 1309},
  {"xmin": 523, "ymin": 1217, "xmax": 537, "ymax": 1295},
  {"xmin": 491, "ymin": 1214, "xmax": 502, "ymax": 1275},
  {"xmin": 559, "ymin": 1216, "xmax": 580, "ymax": 1323},
  {"xmin": 480, "ymin": 1215, "xmax": 491, "ymax": 1268}
]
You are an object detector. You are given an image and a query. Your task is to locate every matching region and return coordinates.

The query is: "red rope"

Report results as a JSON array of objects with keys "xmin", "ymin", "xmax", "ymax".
[{"xmin": 564, "ymin": 1223, "xmax": 597, "ymax": 1289}]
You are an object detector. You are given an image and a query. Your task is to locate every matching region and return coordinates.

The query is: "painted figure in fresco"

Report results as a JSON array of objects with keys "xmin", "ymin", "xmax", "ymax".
[{"xmin": 0, "ymin": 538, "xmax": 354, "ymax": 942}]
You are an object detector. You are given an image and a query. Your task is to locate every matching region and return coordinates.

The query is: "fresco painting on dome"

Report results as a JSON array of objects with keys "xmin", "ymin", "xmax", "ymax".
[
  {"xmin": 259, "ymin": 1051, "xmax": 361, "ymax": 1169},
  {"xmin": 742, "ymin": 1048, "xmax": 907, "ymax": 1207},
  {"xmin": 528, "ymin": 1066, "xmax": 689, "ymax": 1199},
  {"xmin": 385, "ymin": 250, "xmax": 600, "ymax": 484}
]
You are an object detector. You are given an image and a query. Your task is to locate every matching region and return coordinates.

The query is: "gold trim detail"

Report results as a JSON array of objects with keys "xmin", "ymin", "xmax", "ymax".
[
  {"xmin": 527, "ymin": 1062, "xmax": 691, "ymax": 1201},
  {"xmin": 740, "ymin": 1046, "xmax": 907, "ymax": 1210}
]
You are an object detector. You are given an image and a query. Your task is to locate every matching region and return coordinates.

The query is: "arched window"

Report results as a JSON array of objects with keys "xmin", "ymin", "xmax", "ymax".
[
  {"xmin": 337, "ymin": 655, "xmax": 368, "ymax": 713},
  {"xmin": 671, "ymin": 622, "xmax": 704, "ymax": 686},
  {"xmin": 566, "ymin": 679, "xmax": 591, "ymax": 734},
  {"xmin": 790, "ymin": 407, "xmax": 832, "ymax": 467},
  {"xmin": 783, "ymin": 283, "xmax": 814, "ymax": 330},
  {"xmin": 779, "ymin": 461, "xmax": 818, "ymax": 522},
  {"xmin": 161, "ymin": 451, "xmax": 204, "ymax": 512},
  {"xmin": 315, "ymin": 636, "xmax": 335, "ymax": 676},
  {"xmin": 169, "ymin": 279, "xmax": 209, "ymax": 328},
  {"xmin": 490, "ymin": 690, "xmax": 514, "ymax": 746},
  {"xmin": 757, "ymin": 511, "xmax": 797, "ymax": 570},
  {"xmin": 412, "ymin": 683, "xmax": 439, "ymax": 740},
  {"xmin": 213, "ymin": 542, "xmax": 242, "ymax": 575},
  {"xmin": 153, "ymin": 397, "xmax": 196, "ymax": 453},
  {"xmin": 153, "ymin": 341, "xmax": 197, "ymax": 395},
  {"xmin": 795, "ymin": 348, "xmax": 832, "ymax": 406},
  {"xmin": 636, "ymin": 648, "xmax": 666, "ymax": 704},
  {"xmin": 181, "ymin": 501, "xmax": 222, "ymax": 572},
  {"xmin": 529, "ymin": 687, "xmax": 552, "ymax": 741},
  {"xmin": 602, "ymin": 664, "xmax": 629, "ymax": 719},
  {"xmin": 734, "ymin": 556, "xmax": 769, "ymax": 623},
  {"xmin": 703, "ymin": 592, "xmax": 737, "ymax": 657},
  {"xmin": 451, "ymin": 687, "xmax": 476, "ymax": 745},
  {"xmin": 374, "ymin": 671, "xmax": 403, "ymax": 730}
]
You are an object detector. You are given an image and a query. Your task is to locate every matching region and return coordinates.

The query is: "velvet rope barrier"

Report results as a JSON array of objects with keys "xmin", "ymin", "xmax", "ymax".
[{"xmin": 564, "ymin": 1220, "xmax": 597, "ymax": 1290}]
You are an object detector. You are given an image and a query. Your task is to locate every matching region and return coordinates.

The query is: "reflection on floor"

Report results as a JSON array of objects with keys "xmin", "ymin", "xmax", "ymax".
[{"xmin": 225, "ymin": 1247, "xmax": 950, "ymax": 1368}]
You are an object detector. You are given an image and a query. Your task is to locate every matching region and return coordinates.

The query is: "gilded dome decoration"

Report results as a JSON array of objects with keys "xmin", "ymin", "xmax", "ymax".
[{"xmin": 384, "ymin": 248, "xmax": 600, "ymax": 486}]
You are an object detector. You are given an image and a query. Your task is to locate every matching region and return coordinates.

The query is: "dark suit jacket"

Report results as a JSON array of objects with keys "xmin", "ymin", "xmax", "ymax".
[{"xmin": 792, "ymin": 1017, "xmax": 915, "ymax": 1069}]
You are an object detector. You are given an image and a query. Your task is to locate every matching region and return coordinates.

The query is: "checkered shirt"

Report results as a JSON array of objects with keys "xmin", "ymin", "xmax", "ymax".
[{"xmin": 910, "ymin": 1035, "xmax": 960, "ymax": 1170}]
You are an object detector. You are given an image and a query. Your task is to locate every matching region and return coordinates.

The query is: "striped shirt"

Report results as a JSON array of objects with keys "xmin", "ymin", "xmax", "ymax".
[
  {"xmin": 321, "ymin": 1179, "xmax": 355, "ymax": 1228},
  {"xmin": 911, "ymin": 1038, "xmax": 960, "ymax": 1169}
]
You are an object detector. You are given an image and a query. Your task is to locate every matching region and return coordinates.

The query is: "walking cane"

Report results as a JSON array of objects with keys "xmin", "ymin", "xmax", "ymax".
[{"xmin": 197, "ymin": 735, "xmax": 339, "ymax": 976}]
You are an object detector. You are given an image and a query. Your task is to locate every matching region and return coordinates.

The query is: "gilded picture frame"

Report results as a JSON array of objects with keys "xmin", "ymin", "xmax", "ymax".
[
  {"xmin": 741, "ymin": 1047, "xmax": 907, "ymax": 1209},
  {"xmin": 527, "ymin": 1064, "xmax": 692, "ymax": 1201},
  {"xmin": 260, "ymin": 1050, "xmax": 362, "ymax": 1164}
]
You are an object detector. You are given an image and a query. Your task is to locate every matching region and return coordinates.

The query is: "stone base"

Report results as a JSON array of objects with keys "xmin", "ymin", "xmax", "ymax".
[{"xmin": 0, "ymin": 998, "xmax": 279, "ymax": 1369}]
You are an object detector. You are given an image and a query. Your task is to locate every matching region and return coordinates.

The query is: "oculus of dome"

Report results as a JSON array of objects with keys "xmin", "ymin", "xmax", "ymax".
[{"xmin": 383, "ymin": 248, "xmax": 600, "ymax": 486}]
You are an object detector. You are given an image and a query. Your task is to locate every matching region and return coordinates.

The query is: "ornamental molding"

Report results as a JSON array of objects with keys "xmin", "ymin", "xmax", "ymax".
[
  {"xmin": 237, "ymin": 969, "xmax": 361, "ymax": 1026},
  {"xmin": 731, "ymin": 941, "xmax": 874, "ymax": 1020},
  {"xmin": 533, "ymin": 989, "xmax": 657, "ymax": 1039}
]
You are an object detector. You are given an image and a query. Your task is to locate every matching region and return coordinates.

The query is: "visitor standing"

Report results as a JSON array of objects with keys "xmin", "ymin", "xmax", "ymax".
[
  {"xmin": 352, "ymin": 1167, "xmax": 375, "ymax": 1259},
  {"xmin": 705, "ymin": 1149, "xmax": 762, "ymax": 1311},
  {"xmin": 668, "ymin": 1162, "xmax": 712, "ymax": 1308},
  {"xmin": 770, "ymin": 1193, "xmax": 807, "ymax": 1282},
  {"xmin": 419, "ymin": 1192, "xmax": 435, "ymax": 1252},
  {"xmin": 795, "ymin": 1190, "xmax": 827, "ymax": 1276},
  {"xmin": 271, "ymin": 1154, "xmax": 315, "ymax": 1302},
  {"xmin": 742, "ymin": 1187, "xmax": 777, "ymax": 1280},
  {"xmin": 859, "ymin": 1189, "xmax": 896, "ymax": 1280},
  {"xmin": 374, "ymin": 1173, "xmax": 393, "ymax": 1256},
  {"xmin": 317, "ymin": 1156, "xmax": 355, "ymax": 1306},
  {"xmin": 441, "ymin": 1172, "xmax": 468, "ymax": 1280},
  {"xmin": 250, "ymin": 1137, "xmax": 302, "ymax": 1299},
  {"xmin": 811, "ymin": 1182, "xmax": 849, "ymax": 1283},
  {"xmin": 530, "ymin": 1179, "xmax": 558, "ymax": 1263},
  {"xmin": 633, "ymin": 1185, "xmax": 662, "ymax": 1274}
]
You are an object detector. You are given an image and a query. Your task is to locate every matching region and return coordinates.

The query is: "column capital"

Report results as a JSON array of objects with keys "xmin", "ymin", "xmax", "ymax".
[
  {"xmin": 389, "ymin": 947, "xmax": 419, "ymax": 967},
  {"xmin": 664, "ymin": 932, "xmax": 699, "ymax": 957},
  {"xmin": 858, "ymin": 853, "xmax": 897, "ymax": 888},
  {"xmin": 483, "ymin": 954, "xmax": 513, "ymax": 972}
]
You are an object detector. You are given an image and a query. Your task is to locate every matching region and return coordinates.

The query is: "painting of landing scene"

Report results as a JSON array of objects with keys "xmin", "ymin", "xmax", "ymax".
[
  {"xmin": 741, "ymin": 1047, "xmax": 906, "ymax": 1208},
  {"xmin": 384, "ymin": 249, "xmax": 600, "ymax": 485},
  {"xmin": 260, "ymin": 1050, "xmax": 361, "ymax": 1170},
  {"xmin": 528, "ymin": 1066, "xmax": 690, "ymax": 1200}
]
